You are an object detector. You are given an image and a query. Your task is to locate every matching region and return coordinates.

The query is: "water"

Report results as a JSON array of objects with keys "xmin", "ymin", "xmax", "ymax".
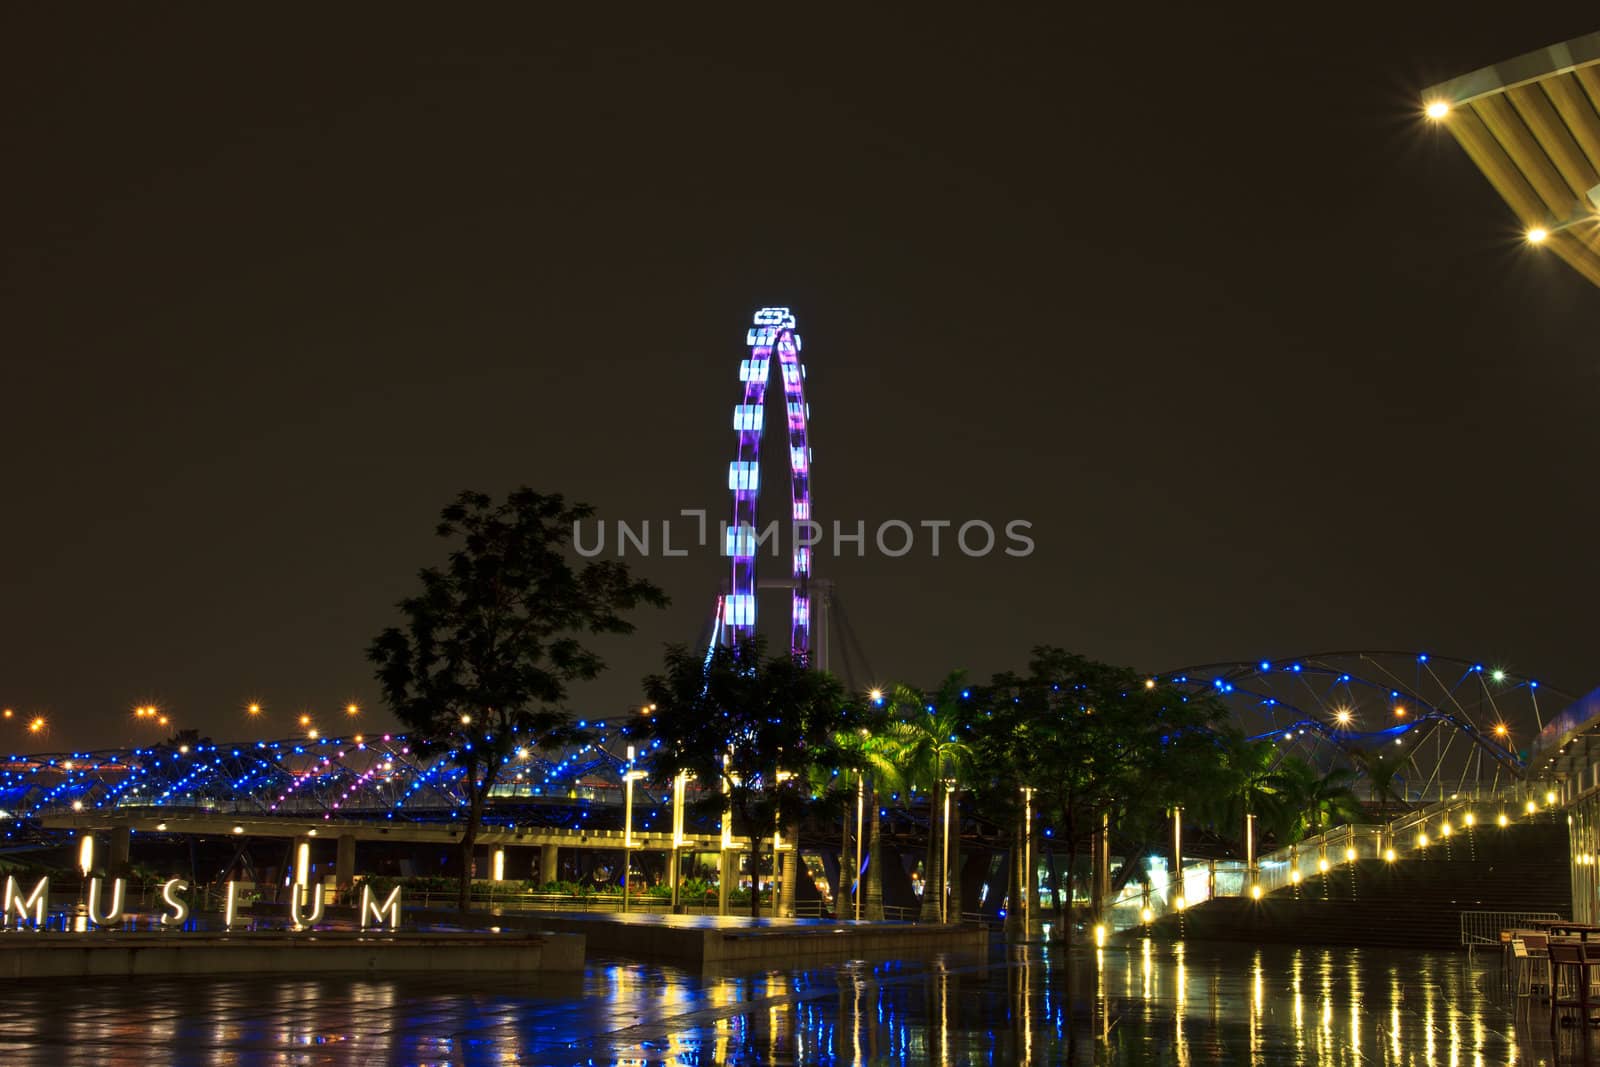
[{"xmin": 0, "ymin": 940, "xmax": 1580, "ymax": 1064}]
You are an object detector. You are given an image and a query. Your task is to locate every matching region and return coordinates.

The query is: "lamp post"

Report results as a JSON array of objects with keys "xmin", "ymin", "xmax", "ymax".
[
  {"xmin": 1172, "ymin": 806, "xmax": 1184, "ymax": 910},
  {"xmin": 941, "ymin": 776, "xmax": 957, "ymax": 923},
  {"xmin": 1021, "ymin": 785, "xmax": 1035, "ymax": 935},
  {"xmin": 854, "ymin": 770, "xmax": 865, "ymax": 921},
  {"xmin": 670, "ymin": 770, "xmax": 687, "ymax": 911},
  {"xmin": 1246, "ymin": 811, "xmax": 1257, "ymax": 896},
  {"xmin": 622, "ymin": 746, "xmax": 647, "ymax": 913}
]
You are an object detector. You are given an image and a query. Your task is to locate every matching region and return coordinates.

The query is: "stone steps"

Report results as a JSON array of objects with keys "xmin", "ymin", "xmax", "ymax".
[{"xmin": 1147, "ymin": 819, "xmax": 1571, "ymax": 949}]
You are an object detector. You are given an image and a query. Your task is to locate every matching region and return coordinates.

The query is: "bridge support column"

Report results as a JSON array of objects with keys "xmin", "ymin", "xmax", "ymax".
[
  {"xmin": 540, "ymin": 844, "xmax": 559, "ymax": 885},
  {"xmin": 108, "ymin": 824, "xmax": 132, "ymax": 877},
  {"xmin": 292, "ymin": 835, "xmax": 312, "ymax": 891},
  {"xmin": 1090, "ymin": 812, "xmax": 1109, "ymax": 924},
  {"xmin": 718, "ymin": 849, "xmax": 737, "ymax": 916},
  {"xmin": 336, "ymin": 835, "xmax": 356, "ymax": 890},
  {"xmin": 778, "ymin": 828, "xmax": 798, "ymax": 918}
]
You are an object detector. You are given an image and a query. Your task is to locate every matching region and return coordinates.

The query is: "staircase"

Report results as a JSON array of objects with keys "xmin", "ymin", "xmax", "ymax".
[{"xmin": 1146, "ymin": 819, "xmax": 1571, "ymax": 949}]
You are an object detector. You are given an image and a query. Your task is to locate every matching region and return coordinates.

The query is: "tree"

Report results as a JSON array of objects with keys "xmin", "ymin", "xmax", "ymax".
[
  {"xmin": 1352, "ymin": 745, "xmax": 1410, "ymax": 827},
  {"xmin": 368, "ymin": 488, "xmax": 666, "ymax": 911},
  {"xmin": 1273, "ymin": 759, "xmax": 1365, "ymax": 842},
  {"xmin": 642, "ymin": 637, "xmax": 858, "ymax": 918},
  {"xmin": 971, "ymin": 648, "xmax": 1224, "ymax": 936},
  {"xmin": 1190, "ymin": 729, "xmax": 1293, "ymax": 855},
  {"xmin": 875, "ymin": 675, "xmax": 972, "ymax": 921}
]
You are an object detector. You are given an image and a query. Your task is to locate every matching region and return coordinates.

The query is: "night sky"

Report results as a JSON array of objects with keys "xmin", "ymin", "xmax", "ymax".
[{"xmin": 4, "ymin": 7, "xmax": 1599, "ymax": 751}]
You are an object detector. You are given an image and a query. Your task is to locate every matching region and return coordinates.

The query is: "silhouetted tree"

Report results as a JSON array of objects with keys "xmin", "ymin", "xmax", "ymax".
[
  {"xmin": 642, "ymin": 637, "xmax": 858, "ymax": 918},
  {"xmin": 369, "ymin": 488, "xmax": 666, "ymax": 911}
]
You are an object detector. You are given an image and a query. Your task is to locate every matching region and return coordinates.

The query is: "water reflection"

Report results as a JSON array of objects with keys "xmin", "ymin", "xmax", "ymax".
[{"xmin": 0, "ymin": 941, "xmax": 1580, "ymax": 1064}]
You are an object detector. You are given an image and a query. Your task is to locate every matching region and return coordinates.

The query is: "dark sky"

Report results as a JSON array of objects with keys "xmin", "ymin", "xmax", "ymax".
[{"xmin": 4, "ymin": 6, "xmax": 1599, "ymax": 751}]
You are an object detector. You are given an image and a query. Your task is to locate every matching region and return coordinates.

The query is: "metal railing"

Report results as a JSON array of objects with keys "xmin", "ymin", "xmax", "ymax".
[
  {"xmin": 1461, "ymin": 910, "xmax": 1560, "ymax": 950},
  {"xmin": 1100, "ymin": 779, "xmax": 1559, "ymax": 937}
]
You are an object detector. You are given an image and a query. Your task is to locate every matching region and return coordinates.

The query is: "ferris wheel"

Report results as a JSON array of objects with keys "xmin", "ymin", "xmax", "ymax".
[{"xmin": 716, "ymin": 306, "xmax": 814, "ymax": 658}]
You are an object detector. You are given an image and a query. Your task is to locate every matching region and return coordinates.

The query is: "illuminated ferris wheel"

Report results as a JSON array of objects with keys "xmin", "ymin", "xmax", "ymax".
[{"xmin": 717, "ymin": 306, "xmax": 814, "ymax": 658}]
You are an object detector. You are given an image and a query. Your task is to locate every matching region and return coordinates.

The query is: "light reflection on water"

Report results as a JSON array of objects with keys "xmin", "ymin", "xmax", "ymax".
[{"xmin": 0, "ymin": 941, "xmax": 1575, "ymax": 1064}]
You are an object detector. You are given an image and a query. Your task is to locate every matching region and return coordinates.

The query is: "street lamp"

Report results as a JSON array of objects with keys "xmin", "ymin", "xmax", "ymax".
[
  {"xmin": 622, "ymin": 746, "xmax": 647, "ymax": 913},
  {"xmin": 854, "ymin": 770, "xmax": 865, "ymax": 921},
  {"xmin": 941, "ymin": 776, "xmax": 957, "ymax": 923},
  {"xmin": 670, "ymin": 770, "xmax": 687, "ymax": 910},
  {"xmin": 1020, "ymin": 785, "xmax": 1035, "ymax": 934}
]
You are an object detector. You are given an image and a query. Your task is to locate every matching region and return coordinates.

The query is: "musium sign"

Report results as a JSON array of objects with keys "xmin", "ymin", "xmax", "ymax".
[{"xmin": 0, "ymin": 876, "xmax": 403, "ymax": 931}]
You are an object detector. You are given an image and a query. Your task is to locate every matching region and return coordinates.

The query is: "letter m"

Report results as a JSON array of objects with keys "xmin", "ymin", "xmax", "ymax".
[
  {"xmin": 4, "ymin": 876, "xmax": 48, "ymax": 927},
  {"xmin": 360, "ymin": 884, "xmax": 401, "ymax": 930}
]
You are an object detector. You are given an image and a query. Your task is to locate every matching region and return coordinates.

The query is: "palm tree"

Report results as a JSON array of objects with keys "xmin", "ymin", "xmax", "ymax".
[
  {"xmin": 1352, "ymin": 746, "xmax": 1410, "ymax": 827},
  {"xmin": 877, "ymin": 675, "xmax": 973, "ymax": 922},
  {"xmin": 1198, "ymin": 730, "xmax": 1289, "ymax": 858},
  {"xmin": 1273, "ymin": 759, "xmax": 1365, "ymax": 842}
]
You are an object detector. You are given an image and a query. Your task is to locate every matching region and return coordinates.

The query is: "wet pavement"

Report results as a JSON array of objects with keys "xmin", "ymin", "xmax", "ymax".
[{"xmin": 0, "ymin": 939, "xmax": 1587, "ymax": 1064}]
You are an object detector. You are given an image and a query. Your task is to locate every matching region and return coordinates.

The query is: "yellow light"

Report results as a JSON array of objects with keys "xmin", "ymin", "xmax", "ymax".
[
  {"xmin": 868, "ymin": 689, "xmax": 883, "ymax": 702},
  {"xmin": 157, "ymin": 715, "xmax": 168, "ymax": 726},
  {"xmin": 298, "ymin": 714, "xmax": 311, "ymax": 727},
  {"xmin": 1, "ymin": 708, "xmax": 10, "ymax": 719},
  {"xmin": 1290, "ymin": 870, "xmax": 1301, "ymax": 884},
  {"xmin": 1344, "ymin": 847, "xmax": 1356, "ymax": 861},
  {"xmin": 155, "ymin": 822, "xmax": 167, "ymax": 832},
  {"xmin": 353, "ymin": 734, "xmax": 364, "ymax": 743},
  {"xmin": 346, "ymin": 703, "xmax": 359, "ymax": 716},
  {"xmin": 1250, "ymin": 884, "xmax": 1263, "ymax": 900},
  {"xmin": 1526, "ymin": 800, "xmax": 1538, "ymax": 814},
  {"xmin": 1384, "ymin": 849, "xmax": 1397, "ymax": 862},
  {"xmin": 28, "ymin": 717, "xmax": 44, "ymax": 734},
  {"xmin": 1464, "ymin": 813, "xmax": 1475, "ymax": 826},
  {"xmin": 1527, "ymin": 227, "xmax": 1549, "ymax": 244},
  {"xmin": 1318, "ymin": 858, "xmax": 1329, "ymax": 872},
  {"xmin": 1141, "ymin": 907, "xmax": 1154, "ymax": 923},
  {"xmin": 1546, "ymin": 790, "xmax": 1558, "ymax": 805},
  {"xmin": 178, "ymin": 744, "xmax": 188, "ymax": 754},
  {"xmin": 1425, "ymin": 100, "xmax": 1451, "ymax": 120},
  {"xmin": 1394, "ymin": 705, "xmax": 1406, "ymax": 717},
  {"xmin": 1093, "ymin": 924, "xmax": 1106, "ymax": 946},
  {"xmin": 1441, "ymin": 822, "xmax": 1452, "ymax": 837},
  {"xmin": 1145, "ymin": 679, "xmax": 1156, "ymax": 690},
  {"xmin": 1417, "ymin": 833, "xmax": 1429, "ymax": 847},
  {"xmin": 78, "ymin": 834, "xmax": 94, "ymax": 875},
  {"xmin": 1335, "ymin": 710, "xmax": 1351, "ymax": 726},
  {"xmin": 308, "ymin": 728, "xmax": 319, "ymax": 739},
  {"xmin": 1498, "ymin": 813, "xmax": 1509, "ymax": 827},
  {"xmin": 460, "ymin": 714, "xmax": 472, "ymax": 726},
  {"xmin": 1174, "ymin": 895, "xmax": 1187, "ymax": 911},
  {"xmin": 247, "ymin": 703, "xmax": 261, "ymax": 716},
  {"xmin": 232, "ymin": 825, "xmax": 244, "ymax": 835},
  {"xmin": 492, "ymin": 848, "xmax": 506, "ymax": 882},
  {"xmin": 70, "ymin": 800, "xmax": 82, "ymax": 812}
]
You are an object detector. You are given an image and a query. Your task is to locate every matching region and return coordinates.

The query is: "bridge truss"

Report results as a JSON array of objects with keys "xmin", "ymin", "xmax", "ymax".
[{"xmin": 1157, "ymin": 650, "xmax": 1571, "ymax": 802}]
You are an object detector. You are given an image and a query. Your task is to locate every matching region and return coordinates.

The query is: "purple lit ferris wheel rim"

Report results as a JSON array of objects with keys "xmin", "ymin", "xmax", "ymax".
[{"xmin": 719, "ymin": 306, "xmax": 813, "ymax": 658}]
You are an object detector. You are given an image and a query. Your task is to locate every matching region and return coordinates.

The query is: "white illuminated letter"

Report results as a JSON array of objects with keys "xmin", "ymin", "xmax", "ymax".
[
  {"xmin": 289, "ymin": 879, "xmax": 328, "ymax": 929},
  {"xmin": 159, "ymin": 878, "xmax": 191, "ymax": 927},
  {"xmin": 87, "ymin": 877, "xmax": 127, "ymax": 927},
  {"xmin": 360, "ymin": 884, "xmax": 402, "ymax": 930},
  {"xmin": 224, "ymin": 880, "xmax": 239, "ymax": 930},
  {"xmin": 3, "ymin": 876, "xmax": 49, "ymax": 928}
]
